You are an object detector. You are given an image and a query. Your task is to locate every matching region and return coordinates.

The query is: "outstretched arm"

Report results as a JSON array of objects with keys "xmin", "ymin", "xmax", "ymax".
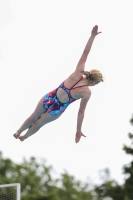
[
  {"xmin": 75, "ymin": 25, "xmax": 101, "ymax": 72},
  {"xmin": 75, "ymin": 92, "xmax": 91, "ymax": 143}
]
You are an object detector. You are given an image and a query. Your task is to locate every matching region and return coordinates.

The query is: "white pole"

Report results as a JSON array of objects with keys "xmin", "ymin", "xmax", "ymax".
[{"xmin": 16, "ymin": 183, "xmax": 21, "ymax": 200}]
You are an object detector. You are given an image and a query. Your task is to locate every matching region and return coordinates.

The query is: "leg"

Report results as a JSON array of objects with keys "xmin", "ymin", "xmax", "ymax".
[
  {"xmin": 13, "ymin": 96, "xmax": 47, "ymax": 138},
  {"xmin": 19, "ymin": 112, "xmax": 61, "ymax": 141}
]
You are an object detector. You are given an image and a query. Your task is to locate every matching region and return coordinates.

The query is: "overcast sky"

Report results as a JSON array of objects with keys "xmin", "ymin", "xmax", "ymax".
[{"xmin": 0, "ymin": 0, "xmax": 133, "ymax": 185}]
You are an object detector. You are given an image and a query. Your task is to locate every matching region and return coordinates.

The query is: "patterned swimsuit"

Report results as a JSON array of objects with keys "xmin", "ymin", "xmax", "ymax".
[{"xmin": 43, "ymin": 77, "xmax": 88, "ymax": 115}]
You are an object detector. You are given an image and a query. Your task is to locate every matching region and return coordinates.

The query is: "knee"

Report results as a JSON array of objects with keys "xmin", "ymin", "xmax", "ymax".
[
  {"xmin": 30, "ymin": 114, "xmax": 40, "ymax": 124},
  {"xmin": 33, "ymin": 120, "xmax": 43, "ymax": 130}
]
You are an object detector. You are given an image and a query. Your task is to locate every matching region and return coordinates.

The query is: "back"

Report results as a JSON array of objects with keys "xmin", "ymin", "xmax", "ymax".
[{"xmin": 57, "ymin": 71, "xmax": 91, "ymax": 102}]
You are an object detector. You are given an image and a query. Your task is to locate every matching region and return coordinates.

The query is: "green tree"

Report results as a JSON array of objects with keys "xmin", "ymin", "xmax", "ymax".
[
  {"xmin": 94, "ymin": 115, "xmax": 133, "ymax": 200},
  {"xmin": 0, "ymin": 153, "xmax": 56, "ymax": 196},
  {"xmin": 0, "ymin": 152, "xmax": 94, "ymax": 199},
  {"xmin": 55, "ymin": 172, "xmax": 93, "ymax": 200},
  {"xmin": 122, "ymin": 116, "xmax": 133, "ymax": 200}
]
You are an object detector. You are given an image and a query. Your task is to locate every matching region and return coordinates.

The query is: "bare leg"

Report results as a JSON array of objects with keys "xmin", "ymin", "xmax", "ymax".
[
  {"xmin": 19, "ymin": 112, "xmax": 61, "ymax": 141},
  {"xmin": 13, "ymin": 96, "xmax": 47, "ymax": 139}
]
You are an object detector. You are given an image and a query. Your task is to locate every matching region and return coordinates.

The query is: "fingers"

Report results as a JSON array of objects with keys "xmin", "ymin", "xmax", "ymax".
[
  {"xmin": 75, "ymin": 139, "xmax": 79, "ymax": 143},
  {"xmin": 75, "ymin": 133, "xmax": 86, "ymax": 143},
  {"xmin": 75, "ymin": 140, "xmax": 78, "ymax": 143},
  {"xmin": 93, "ymin": 25, "xmax": 98, "ymax": 30},
  {"xmin": 75, "ymin": 136, "xmax": 80, "ymax": 143},
  {"xmin": 97, "ymin": 31, "xmax": 102, "ymax": 35},
  {"xmin": 82, "ymin": 133, "xmax": 86, "ymax": 137},
  {"xmin": 92, "ymin": 25, "xmax": 102, "ymax": 36}
]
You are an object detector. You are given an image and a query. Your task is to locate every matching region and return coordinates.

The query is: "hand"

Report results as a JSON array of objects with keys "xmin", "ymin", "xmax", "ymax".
[
  {"xmin": 75, "ymin": 131, "xmax": 86, "ymax": 143},
  {"xmin": 91, "ymin": 25, "xmax": 102, "ymax": 37}
]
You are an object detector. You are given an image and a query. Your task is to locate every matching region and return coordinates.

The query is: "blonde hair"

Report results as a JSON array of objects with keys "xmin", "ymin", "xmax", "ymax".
[{"xmin": 82, "ymin": 69, "xmax": 104, "ymax": 84}]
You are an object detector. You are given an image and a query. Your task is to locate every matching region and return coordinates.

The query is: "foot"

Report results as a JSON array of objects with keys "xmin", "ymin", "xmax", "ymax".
[
  {"xmin": 13, "ymin": 131, "xmax": 20, "ymax": 139},
  {"xmin": 19, "ymin": 135, "xmax": 25, "ymax": 142}
]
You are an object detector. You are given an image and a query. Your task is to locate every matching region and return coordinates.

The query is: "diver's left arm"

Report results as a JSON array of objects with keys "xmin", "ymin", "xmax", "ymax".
[{"xmin": 75, "ymin": 92, "xmax": 91, "ymax": 143}]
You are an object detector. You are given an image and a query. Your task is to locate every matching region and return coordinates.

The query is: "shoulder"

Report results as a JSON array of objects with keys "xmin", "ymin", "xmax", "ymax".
[
  {"xmin": 82, "ymin": 88, "xmax": 91, "ymax": 99},
  {"xmin": 64, "ymin": 71, "xmax": 83, "ymax": 87},
  {"xmin": 65, "ymin": 71, "xmax": 83, "ymax": 82}
]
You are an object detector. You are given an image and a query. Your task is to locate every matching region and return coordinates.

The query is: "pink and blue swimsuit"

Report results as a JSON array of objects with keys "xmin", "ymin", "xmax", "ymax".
[{"xmin": 43, "ymin": 77, "xmax": 88, "ymax": 115}]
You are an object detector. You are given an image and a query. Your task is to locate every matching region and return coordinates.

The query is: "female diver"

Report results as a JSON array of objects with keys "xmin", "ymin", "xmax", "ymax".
[{"xmin": 13, "ymin": 25, "xmax": 104, "ymax": 143}]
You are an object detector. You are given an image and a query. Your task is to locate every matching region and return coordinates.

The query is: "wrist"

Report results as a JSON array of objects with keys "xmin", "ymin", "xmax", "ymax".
[{"xmin": 91, "ymin": 35, "xmax": 95, "ymax": 39}]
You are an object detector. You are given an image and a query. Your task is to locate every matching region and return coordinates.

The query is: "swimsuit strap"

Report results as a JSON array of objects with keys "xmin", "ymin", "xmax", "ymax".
[
  {"xmin": 70, "ymin": 77, "xmax": 88, "ymax": 90},
  {"xmin": 70, "ymin": 77, "xmax": 83, "ymax": 89},
  {"xmin": 60, "ymin": 77, "xmax": 88, "ymax": 100},
  {"xmin": 71, "ymin": 84, "xmax": 88, "ymax": 90}
]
